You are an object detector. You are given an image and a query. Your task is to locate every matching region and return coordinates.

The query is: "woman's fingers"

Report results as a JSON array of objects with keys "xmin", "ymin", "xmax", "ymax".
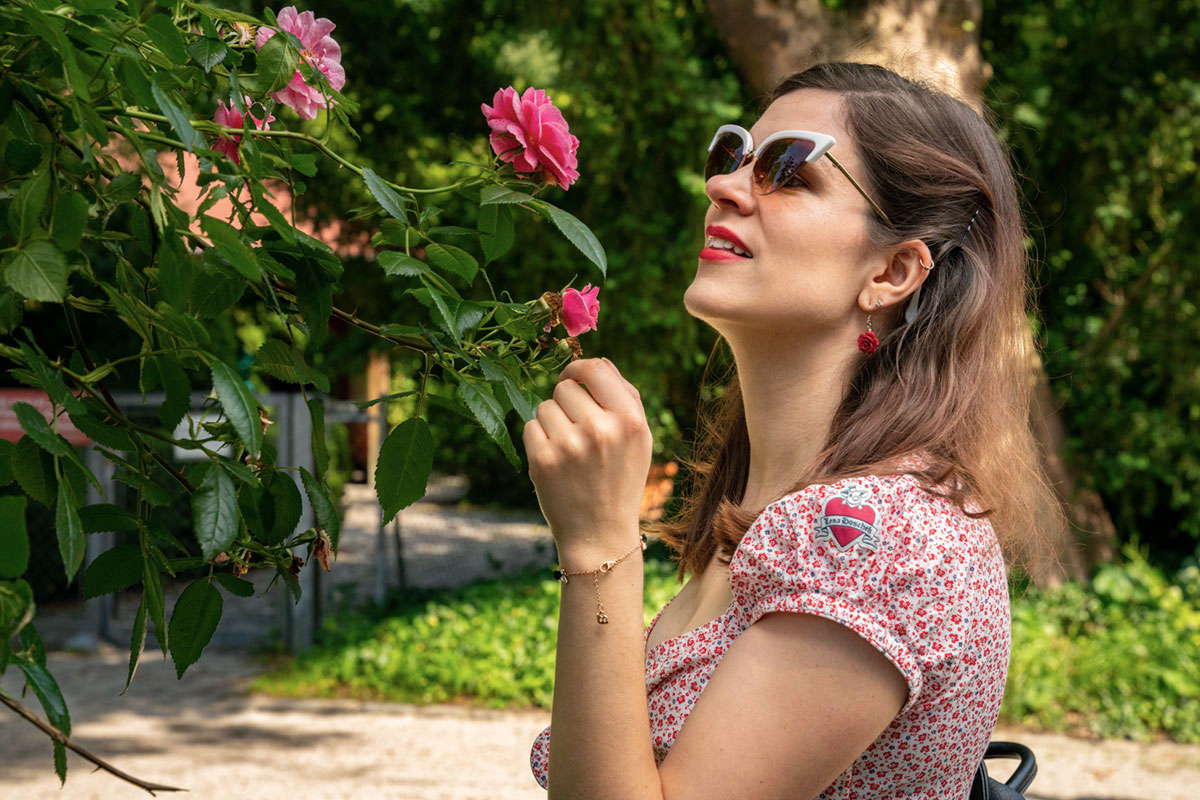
[{"xmin": 556, "ymin": 358, "xmax": 642, "ymax": 418}]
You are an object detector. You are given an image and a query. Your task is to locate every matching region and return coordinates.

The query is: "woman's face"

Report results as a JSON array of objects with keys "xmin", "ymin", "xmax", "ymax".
[{"xmin": 684, "ymin": 89, "xmax": 883, "ymax": 344}]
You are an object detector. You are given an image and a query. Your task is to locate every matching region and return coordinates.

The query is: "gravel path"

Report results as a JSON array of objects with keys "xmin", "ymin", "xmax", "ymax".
[{"xmin": 3, "ymin": 647, "xmax": 1200, "ymax": 799}]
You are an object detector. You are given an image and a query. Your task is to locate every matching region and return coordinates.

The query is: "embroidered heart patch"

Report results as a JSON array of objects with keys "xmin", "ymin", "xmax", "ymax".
[{"xmin": 815, "ymin": 484, "xmax": 882, "ymax": 553}]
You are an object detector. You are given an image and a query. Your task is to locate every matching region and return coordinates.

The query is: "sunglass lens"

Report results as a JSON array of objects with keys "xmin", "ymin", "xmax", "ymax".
[
  {"xmin": 753, "ymin": 138, "xmax": 817, "ymax": 194},
  {"xmin": 705, "ymin": 132, "xmax": 746, "ymax": 181}
]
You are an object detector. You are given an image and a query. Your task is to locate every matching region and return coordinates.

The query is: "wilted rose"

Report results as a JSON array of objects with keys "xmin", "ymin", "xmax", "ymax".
[{"xmin": 481, "ymin": 86, "xmax": 580, "ymax": 189}]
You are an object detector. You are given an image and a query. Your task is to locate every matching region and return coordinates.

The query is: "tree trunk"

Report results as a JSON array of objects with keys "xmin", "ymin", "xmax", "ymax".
[{"xmin": 707, "ymin": 0, "xmax": 1118, "ymax": 586}]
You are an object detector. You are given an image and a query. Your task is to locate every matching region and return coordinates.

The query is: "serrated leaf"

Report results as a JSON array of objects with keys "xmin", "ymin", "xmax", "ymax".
[
  {"xmin": 51, "ymin": 191, "xmax": 87, "ymax": 252},
  {"xmin": 192, "ymin": 464, "xmax": 238, "ymax": 562},
  {"xmin": 425, "ymin": 242, "xmax": 478, "ymax": 284},
  {"xmin": 308, "ymin": 398, "xmax": 328, "ymax": 479},
  {"xmin": 540, "ymin": 203, "xmax": 607, "ymax": 277},
  {"xmin": 7, "ymin": 169, "xmax": 50, "ymax": 241},
  {"xmin": 362, "ymin": 167, "xmax": 407, "ymax": 220},
  {"xmin": 13, "ymin": 402, "xmax": 70, "ymax": 457},
  {"xmin": 0, "ymin": 578, "xmax": 35, "ymax": 643},
  {"xmin": 53, "ymin": 740, "xmax": 66, "ymax": 784},
  {"xmin": 144, "ymin": 14, "xmax": 189, "ymax": 64},
  {"xmin": 6, "ymin": 138, "xmax": 42, "ymax": 174},
  {"xmin": 12, "ymin": 436, "xmax": 56, "ymax": 507},
  {"xmin": 214, "ymin": 573, "xmax": 254, "ymax": 597},
  {"xmin": 377, "ymin": 251, "xmax": 429, "ymax": 277},
  {"xmin": 0, "ymin": 289, "xmax": 24, "ymax": 334},
  {"xmin": 143, "ymin": 557, "xmax": 167, "ymax": 656},
  {"xmin": 263, "ymin": 471, "xmax": 302, "ymax": 545},
  {"xmin": 254, "ymin": 339, "xmax": 327, "ymax": 391},
  {"xmin": 299, "ymin": 467, "xmax": 340, "ymax": 550},
  {"xmin": 19, "ymin": 623, "xmax": 45, "ymax": 667},
  {"xmin": 202, "ymin": 215, "xmax": 261, "ymax": 281},
  {"xmin": 375, "ymin": 418, "xmax": 433, "ymax": 524},
  {"xmin": 79, "ymin": 503, "xmax": 139, "ymax": 533},
  {"xmin": 55, "ymin": 481, "xmax": 85, "ymax": 584},
  {"xmin": 168, "ymin": 578, "xmax": 223, "ymax": 679},
  {"xmin": 123, "ymin": 596, "xmax": 147, "ymax": 693},
  {"xmin": 150, "ymin": 79, "xmax": 200, "ymax": 152},
  {"xmin": 480, "ymin": 185, "xmax": 535, "ymax": 205},
  {"xmin": 82, "ymin": 544, "xmax": 144, "ymax": 600},
  {"xmin": 500, "ymin": 372, "xmax": 538, "ymax": 424},
  {"xmin": 0, "ymin": 496, "xmax": 29, "ymax": 579},
  {"xmin": 210, "ymin": 360, "xmax": 260, "ymax": 458},
  {"xmin": 457, "ymin": 380, "xmax": 521, "ymax": 470},
  {"xmin": 478, "ymin": 203, "xmax": 514, "ymax": 264},
  {"xmin": 256, "ymin": 32, "xmax": 300, "ymax": 93},
  {"xmin": 187, "ymin": 37, "xmax": 228, "ymax": 72},
  {"xmin": 3, "ymin": 242, "xmax": 68, "ymax": 302},
  {"xmin": 18, "ymin": 660, "xmax": 69, "ymax": 735},
  {"xmin": 19, "ymin": 342, "xmax": 84, "ymax": 417}
]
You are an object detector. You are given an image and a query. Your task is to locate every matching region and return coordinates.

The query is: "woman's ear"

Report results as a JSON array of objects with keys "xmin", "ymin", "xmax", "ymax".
[{"xmin": 858, "ymin": 240, "xmax": 933, "ymax": 314}]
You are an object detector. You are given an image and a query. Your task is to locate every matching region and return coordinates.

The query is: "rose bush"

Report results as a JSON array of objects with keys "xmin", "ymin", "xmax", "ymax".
[{"xmin": 0, "ymin": 1, "xmax": 605, "ymax": 789}]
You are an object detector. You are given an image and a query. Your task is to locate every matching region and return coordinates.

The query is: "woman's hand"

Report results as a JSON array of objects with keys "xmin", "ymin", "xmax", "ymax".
[{"xmin": 522, "ymin": 357, "xmax": 653, "ymax": 565}]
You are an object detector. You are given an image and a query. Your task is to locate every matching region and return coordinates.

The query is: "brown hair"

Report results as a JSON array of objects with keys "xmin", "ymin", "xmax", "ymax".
[{"xmin": 648, "ymin": 62, "xmax": 1061, "ymax": 583}]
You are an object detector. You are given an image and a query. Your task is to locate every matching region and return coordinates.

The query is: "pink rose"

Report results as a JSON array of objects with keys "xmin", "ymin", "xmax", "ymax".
[
  {"xmin": 552, "ymin": 283, "xmax": 600, "ymax": 337},
  {"xmin": 212, "ymin": 97, "xmax": 276, "ymax": 165},
  {"xmin": 255, "ymin": 6, "xmax": 345, "ymax": 120},
  {"xmin": 481, "ymin": 86, "xmax": 580, "ymax": 189}
]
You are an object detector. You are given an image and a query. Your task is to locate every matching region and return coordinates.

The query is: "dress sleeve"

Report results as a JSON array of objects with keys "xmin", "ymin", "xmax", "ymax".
[
  {"xmin": 530, "ymin": 724, "xmax": 551, "ymax": 789},
  {"xmin": 728, "ymin": 473, "xmax": 988, "ymax": 717}
]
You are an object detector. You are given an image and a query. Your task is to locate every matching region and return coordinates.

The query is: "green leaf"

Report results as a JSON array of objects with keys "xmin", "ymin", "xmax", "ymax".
[
  {"xmin": 79, "ymin": 503, "xmax": 139, "ymax": 533},
  {"xmin": 299, "ymin": 467, "xmax": 340, "ymax": 550},
  {"xmin": 119, "ymin": 58, "xmax": 154, "ymax": 110},
  {"xmin": 17, "ymin": 660, "xmax": 70, "ymax": 736},
  {"xmin": 143, "ymin": 557, "xmax": 167, "ymax": 656},
  {"xmin": 144, "ymin": 14, "xmax": 189, "ymax": 64},
  {"xmin": 309, "ymin": 398, "xmax": 329, "ymax": 479},
  {"xmin": 3, "ymin": 242, "xmax": 67, "ymax": 302},
  {"xmin": 257, "ymin": 32, "xmax": 300, "ymax": 93},
  {"xmin": 51, "ymin": 191, "xmax": 88, "ymax": 251},
  {"xmin": 478, "ymin": 203, "xmax": 514, "ymax": 264},
  {"xmin": 82, "ymin": 544, "xmax": 144, "ymax": 600},
  {"xmin": 192, "ymin": 464, "xmax": 238, "ymax": 562},
  {"xmin": 210, "ymin": 360, "xmax": 261, "ymax": 458},
  {"xmin": 362, "ymin": 167, "xmax": 408, "ymax": 220},
  {"xmin": 13, "ymin": 402, "xmax": 70, "ymax": 457},
  {"xmin": 19, "ymin": 342, "xmax": 84, "ymax": 417},
  {"xmin": 168, "ymin": 578, "xmax": 223, "ymax": 679},
  {"xmin": 254, "ymin": 340, "xmax": 328, "ymax": 391},
  {"xmin": 214, "ymin": 573, "xmax": 254, "ymax": 598},
  {"xmin": 191, "ymin": 256, "xmax": 245, "ymax": 319},
  {"xmin": 500, "ymin": 371, "xmax": 538, "ymax": 424},
  {"xmin": 0, "ymin": 496, "xmax": 29, "ymax": 579},
  {"xmin": 53, "ymin": 740, "xmax": 66, "ymax": 784},
  {"xmin": 202, "ymin": 216, "xmax": 262, "ymax": 281},
  {"xmin": 0, "ymin": 439, "xmax": 13, "ymax": 486},
  {"xmin": 7, "ymin": 169, "xmax": 50, "ymax": 241},
  {"xmin": 377, "ymin": 251, "xmax": 429, "ymax": 277},
  {"xmin": 5, "ymin": 139, "xmax": 42, "ymax": 174},
  {"xmin": 150, "ymin": 79, "xmax": 200, "ymax": 152},
  {"xmin": 262, "ymin": 471, "xmax": 303, "ymax": 545},
  {"xmin": 480, "ymin": 185, "xmax": 535, "ymax": 205},
  {"xmin": 289, "ymin": 152, "xmax": 318, "ymax": 177},
  {"xmin": 539, "ymin": 202, "xmax": 607, "ymax": 278},
  {"xmin": 0, "ymin": 289, "xmax": 23, "ymax": 334},
  {"xmin": 425, "ymin": 243, "xmax": 478, "ymax": 284},
  {"xmin": 68, "ymin": 408, "xmax": 134, "ymax": 453},
  {"xmin": 12, "ymin": 436, "xmax": 56, "ymax": 507},
  {"xmin": 187, "ymin": 37, "xmax": 228, "ymax": 72},
  {"xmin": 55, "ymin": 481, "xmax": 85, "ymax": 584},
  {"xmin": 458, "ymin": 380, "xmax": 520, "ymax": 470},
  {"xmin": 375, "ymin": 418, "xmax": 433, "ymax": 524},
  {"xmin": 0, "ymin": 578, "xmax": 35, "ymax": 643},
  {"xmin": 124, "ymin": 596, "xmax": 147, "ymax": 693},
  {"xmin": 19, "ymin": 623, "xmax": 45, "ymax": 667},
  {"xmin": 152, "ymin": 356, "xmax": 191, "ymax": 430}
]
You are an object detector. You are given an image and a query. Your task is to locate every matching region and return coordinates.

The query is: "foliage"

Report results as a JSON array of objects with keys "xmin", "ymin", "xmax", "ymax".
[
  {"xmin": 0, "ymin": 0, "xmax": 607, "ymax": 783},
  {"xmin": 252, "ymin": 547, "xmax": 683, "ymax": 707},
  {"xmin": 1002, "ymin": 545, "xmax": 1200, "ymax": 742},
  {"xmin": 982, "ymin": 0, "xmax": 1200, "ymax": 561},
  {"xmin": 257, "ymin": 544, "xmax": 1200, "ymax": 744}
]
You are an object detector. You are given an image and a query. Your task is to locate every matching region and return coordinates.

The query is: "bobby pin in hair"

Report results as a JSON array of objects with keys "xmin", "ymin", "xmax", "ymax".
[{"xmin": 956, "ymin": 207, "xmax": 980, "ymax": 249}]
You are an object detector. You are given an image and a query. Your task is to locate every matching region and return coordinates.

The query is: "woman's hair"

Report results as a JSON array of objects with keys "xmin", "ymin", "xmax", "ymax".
[{"xmin": 648, "ymin": 61, "xmax": 1062, "ymax": 582}]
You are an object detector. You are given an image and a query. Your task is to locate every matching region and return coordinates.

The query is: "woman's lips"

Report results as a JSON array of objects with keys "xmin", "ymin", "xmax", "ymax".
[{"xmin": 699, "ymin": 247, "xmax": 746, "ymax": 261}]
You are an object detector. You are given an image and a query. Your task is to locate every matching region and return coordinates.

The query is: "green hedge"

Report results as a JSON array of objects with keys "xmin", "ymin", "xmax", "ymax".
[{"xmin": 255, "ymin": 546, "xmax": 1200, "ymax": 742}]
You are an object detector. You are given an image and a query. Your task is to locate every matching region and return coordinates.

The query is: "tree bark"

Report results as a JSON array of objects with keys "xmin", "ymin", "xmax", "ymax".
[{"xmin": 707, "ymin": 0, "xmax": 1118, "ymax": 586}]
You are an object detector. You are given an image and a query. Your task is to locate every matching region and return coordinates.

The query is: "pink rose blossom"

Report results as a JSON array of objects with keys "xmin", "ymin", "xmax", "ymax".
[
  {"xmin": 482, "ymin": 86, "xmax": 580, "ymax": 189},
  {"xmin": 212, "ymin": 97, "xmax": 276, "ymax": 165},
  {"xmin": 551, "ymin": 284, "xmax": 600, "ymax": 337},
  {"xmin": 255, "ymin": 6, "xmax": 345, "ymax": 120}
]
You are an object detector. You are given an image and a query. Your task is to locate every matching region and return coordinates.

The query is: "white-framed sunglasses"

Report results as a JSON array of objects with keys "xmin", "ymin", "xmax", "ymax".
[{"xmin": 705, "ymin": 123, "xmax": 893, "ymax": 227}]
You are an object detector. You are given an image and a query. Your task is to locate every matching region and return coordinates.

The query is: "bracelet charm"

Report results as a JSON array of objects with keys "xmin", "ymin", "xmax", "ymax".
[{"xmin": 552, "ymin": 532, "xmax": 649, "ymax": 624}]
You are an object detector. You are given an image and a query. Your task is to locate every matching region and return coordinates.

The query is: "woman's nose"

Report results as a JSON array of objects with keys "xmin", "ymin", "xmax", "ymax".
[{"xmin": 704, "ymin": 162, "xmax": 757, "ymax": 214}]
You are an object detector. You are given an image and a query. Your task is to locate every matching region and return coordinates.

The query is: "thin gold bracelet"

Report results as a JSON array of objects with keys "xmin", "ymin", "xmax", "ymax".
[{"xmin": 553, "ymin": 532, "xmax": 648, "ymax": 624}]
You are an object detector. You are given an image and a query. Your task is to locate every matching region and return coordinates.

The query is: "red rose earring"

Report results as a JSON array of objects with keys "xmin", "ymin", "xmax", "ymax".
[{"xmin": 857, "ymin": 299, "xmax": 883, "ymax": 354}]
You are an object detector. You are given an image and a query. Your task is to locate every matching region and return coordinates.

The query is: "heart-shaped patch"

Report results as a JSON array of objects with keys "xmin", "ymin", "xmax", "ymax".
[{"xmin": 814, "ymin": 484, "xmax": 882, "ymax": 553}]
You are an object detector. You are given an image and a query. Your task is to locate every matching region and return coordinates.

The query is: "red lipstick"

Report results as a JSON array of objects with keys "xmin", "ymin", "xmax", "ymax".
[{"xmin": 700, "ymin": 225, "xmax": 753, "ymax": 261}]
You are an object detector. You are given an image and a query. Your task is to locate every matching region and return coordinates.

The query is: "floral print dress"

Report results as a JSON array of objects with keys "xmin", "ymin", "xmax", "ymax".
[{"xmin": 530, "ymin": 467, "xmax": 1011, "ymax": 799}]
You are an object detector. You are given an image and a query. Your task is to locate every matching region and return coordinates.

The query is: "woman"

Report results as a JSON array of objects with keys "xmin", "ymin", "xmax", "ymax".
[{"xmin": 522, "ymin": 61, "xmax": 1059, "ymax": 799}]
